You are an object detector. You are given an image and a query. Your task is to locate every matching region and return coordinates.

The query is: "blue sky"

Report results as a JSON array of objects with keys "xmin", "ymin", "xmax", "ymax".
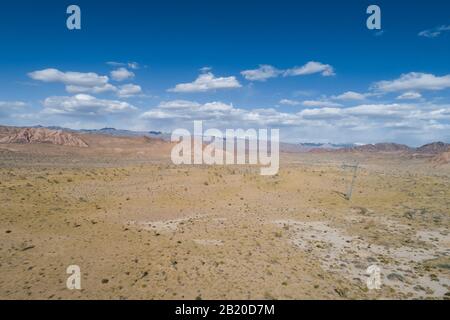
[{"xmin": 1, "ymin": 0, "xmax": 450, "ymax": 145}]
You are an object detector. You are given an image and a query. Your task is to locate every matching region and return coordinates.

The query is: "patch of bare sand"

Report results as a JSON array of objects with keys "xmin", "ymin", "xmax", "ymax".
[
  {"xmin": 129, "ymin": 215, "xmax": 203, "ymax": 233},
  {"xmin": 274, "ymin": 219, "xmax": 450, "ymax": 298}
]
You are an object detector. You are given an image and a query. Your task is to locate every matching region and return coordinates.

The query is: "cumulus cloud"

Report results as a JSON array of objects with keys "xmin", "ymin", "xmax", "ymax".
[
  {"xmin": 168, "ymin": 72, "xmax": 242, "ymax": 93},
  {"xmin": 66, "ymin": 84, "xmax": 117, "ymax": 94},
  {"xmin": 332, "ymin": 91, "xmax": 367, "ymax": 101},
  {"xmin": 117, "ymin": 84, "xmax": 142, "ymax": 97},
  {"xmin": 111, "ymin": 68, "xmax": 135, "ymax": 81},
  {"xmin": 17, "ymin": 66, "xmax": 450, "ymax": 145},
  {"xmin": 373, "ymin": 72, "xmax": 450, "ymax": 92},
  {"xmin": 141, "ymin": 99, "xmax": 440, "ymax": 134},
  {"xmin": 284, "ymin": 61, "xmax": 335, "ymax": 77},
  {"xmin": 418, "ymin": 25, "xmax": 450, "ymax": 38},
  {"xmin": 10, "ymin": 92, "xmax": 444, "ymax": 145},
  {"xmin": 29, "ymin": 68, "xmax": 108, "ymax": 87},
  {"xmin": 141, "ymin": 100, "xmax": 235, "ymax": 121},
  {"xmin": 141, "ymin": 100, "xmax": 294, "ymax": 128},
  {"xmin": 28, "ymin": 67, "xmax": 145, "ymax": 97},
  {"xmin": 28, "ymin": 68, "xmax": 116, "ymax": 94},
  {"xmin": 42, "ymin": 94, "xmax": 137, "ymax": 116},
  {"xmin": 241, "ymin": 61, "xmax": 336, "ymax": 82},
  {"xmin": 297, "ymin": 104, "xmax": 423, "ymax": 123},
  {"xmin": 140, "ymin": 100, "xmax": 450, "ymax": 132},
  {"xmin": 241, "ymin": 65, "xmax": 282, "ymax": 81},
  {"xmin": 151, "ymin": 99, "xmax": 447, "ymax": 143},
  {"xmin": 397, "ymin": 91, "xmax": 422, "ymax": 100}
]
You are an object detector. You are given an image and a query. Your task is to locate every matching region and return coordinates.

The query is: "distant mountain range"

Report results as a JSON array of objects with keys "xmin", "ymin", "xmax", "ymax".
[
  {"xmin": 2, "ymin": 125, "xmax": 449, "ymax": 157},
  {"xmin": 298, "ymin": 142, "xmax": 357, "ymax": 151},
  {"xmin": 346, "ymin": 142, "xmax": 450, "ymax": 155},
  {"xmin": 415, "ymin": 142, "xmax": 450, "ymax": 154},
  {"xmin": 31, "ymin": 125, "xmax": 169, "ymax": 140},
  {"xmin": 291, "ymin": 141, "xmax": 450, "ymax": 155}
]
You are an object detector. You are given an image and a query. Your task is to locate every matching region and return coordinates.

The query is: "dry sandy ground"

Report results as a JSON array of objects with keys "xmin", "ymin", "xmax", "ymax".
[{"xmin": 0, "ymin": 140, "xmax": 449, "ymax": 300}]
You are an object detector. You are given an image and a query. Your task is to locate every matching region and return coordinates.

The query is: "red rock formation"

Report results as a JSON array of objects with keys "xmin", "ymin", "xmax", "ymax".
[{"xmin": 0, "ymin": 128, "xmax": 88, "ymax": 147}]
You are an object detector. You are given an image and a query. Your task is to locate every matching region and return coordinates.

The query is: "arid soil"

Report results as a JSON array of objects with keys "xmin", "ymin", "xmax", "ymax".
[{"xmin": 0, "ymin": 134, "xmax": 449, "ymax": 300}]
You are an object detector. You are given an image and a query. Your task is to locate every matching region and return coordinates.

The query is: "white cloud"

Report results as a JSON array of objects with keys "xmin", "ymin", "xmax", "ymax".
[
  {"xmin": 0, "ymin": 101, "xmax": 27, "ymax": 109},
  {"xmin": 141, "ymin": 100, "xmax": 295, "ymax": 127},
  {"xmin": 117, "ymin": 84, "xmax": 142, "ymax": 97},
  {"xmin": 333, "ymin": 91, "xmax": 367, "ymax": 101},
  {"xmin": 297, "ymin": 103, "xmax": 418, "ymax": 122},
  {"xmin": 29, "ymin": 68, "xmax": 108, "ymax": 87},
  {"xmin": 11, "ymin": 94, "xmax": 447, "ymax": 145},
  {"xmin": 241, "ymin": 65, "xmax": 282, "ymax": 81},
  {"xmin": 0, "ymin": 101, "xmax": 28, "ymax": 118},
  {"xmin": 128, "ymin": 62, "xmax": 140, "ymax": 70},
  {"xmin": 344, "ymin": 104, "xmax": 415, "ymax": 118},
  {"xmin": 66, "ymin": 84, "xmax": 117, "ymax": 94},
  {"xmin": 373, "ymin": 72, "xmax": 450, "ymax": 92},
  {"xmin": 168, "ymin": 72, "xmax": 242, "ymax": 93},
  {"xmin": 418, "ymin": 25, "xmax": 450, "ymax": 38},
  {"xmin": 141, "ymin": 100, "xmax": 235, "ymax": 121},
  {"xmin": 240, "ymin": 61, "xmax": 335, "ymax": 82},
  {"xmin": 28, "ymin": 68, "xmax": 145, "ymax": 96},
  {"xmin": 139, "ymin": 100, "xmax": 450, "ymax": 142},
  {"xmin": 279, "ymin": 99, "xmax": 301, "ymax": 106},
  {"xmin": 107, "ymin": 61, "xmax": 140, "ymax": 69},
  {"xmin": 199, "ymin": 66, "xmax": 212, "ymax": 73},
  {"xmin": 28, "ymin": 68, "xmax": 117, "ymax": 94},
  {"xmin": 302, "ymin": 100, "xmax": 343, "ymax": 108},
  {"xmin": 140, "ymin": 109, "xmax": 178, "ymax": 120},
  {"xmin": 158, "ymin": 100, "xmax": 202, "ymax": 109},
  {"xmin": 397, "ymin": 91, "xmax": 422, "ymax": 100},
  {"xmin": 284, "ymin": 61, "xmax": 335, "ymax": 77},
  {"xmin": 107, "ymin": 61, "xmax": 125, "ymax": 67},
  {"xmin": 143, "ymin": 100, "xmax": 422, "ymax": 131},
  {"xmin": 42, "ymin": 94, "xmax": 137, "ymax": 116},
  {"xmin": 299, "ymin": 107, "xmax": 344, "ymax": 120},
  {"xmin": 111, "ymin": 68, "xmax": 135, "ymax": 81}
]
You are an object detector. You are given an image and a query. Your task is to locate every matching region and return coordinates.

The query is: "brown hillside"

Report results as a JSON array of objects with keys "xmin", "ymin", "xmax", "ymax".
[{"xmin": 0, "ymin": 127, "xmax": 88, "ymax": 147}]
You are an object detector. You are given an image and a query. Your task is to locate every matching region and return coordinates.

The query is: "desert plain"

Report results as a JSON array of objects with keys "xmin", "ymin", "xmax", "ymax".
[{"xmin": 0, "ymin": 127, "xmax": 449, "ymax": 300}]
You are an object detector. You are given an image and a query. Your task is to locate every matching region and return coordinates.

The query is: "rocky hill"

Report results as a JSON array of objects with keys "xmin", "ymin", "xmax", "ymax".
[
  {"xmin": 340, "ymin": 143, "xmax": 412, "ymax": 153},
  {"xmin": 415, "ymin": 142, "xmax": 450, "ymax": 155},
  {"xmin": 0, "ymin": 127, "xmax": 88, "ymax": 147}
]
